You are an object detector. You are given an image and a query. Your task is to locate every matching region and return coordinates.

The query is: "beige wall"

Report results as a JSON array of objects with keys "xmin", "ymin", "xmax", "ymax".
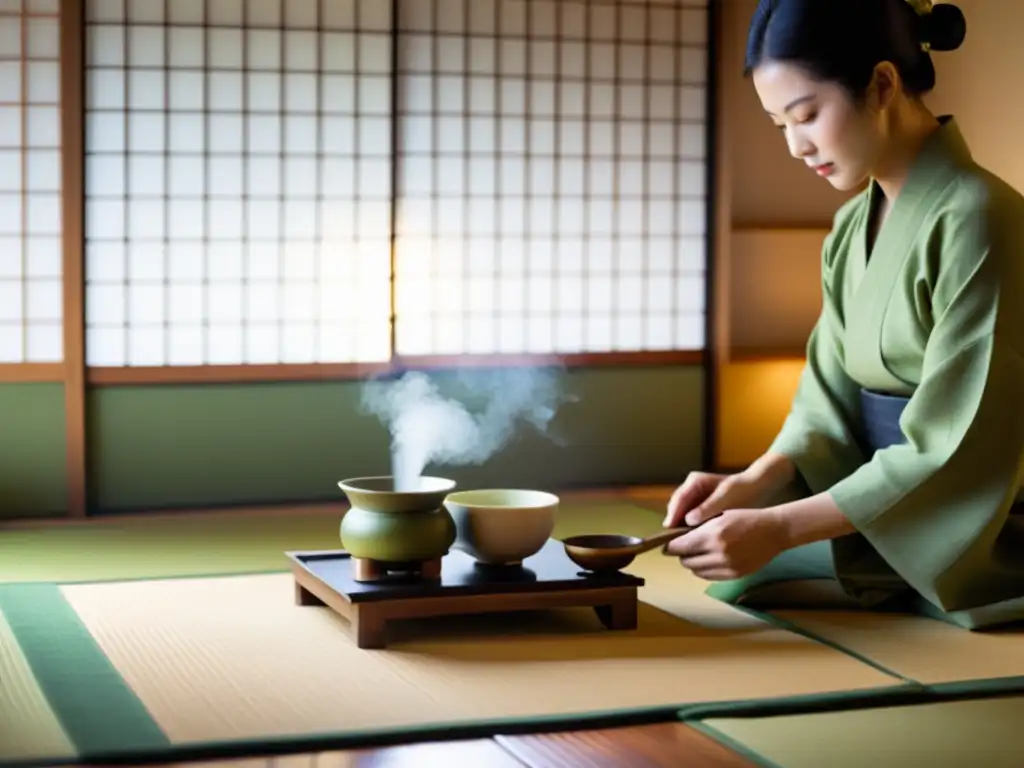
[
  {"xmin": 929, "ymin": 1, "xmax": 1024, "ymax": 195},
  {"xmin": 716, "ymin": 0, "xmax": 1024, "ymax": 468}
]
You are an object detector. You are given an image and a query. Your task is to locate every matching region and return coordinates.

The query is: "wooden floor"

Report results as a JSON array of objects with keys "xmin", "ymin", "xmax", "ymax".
[{"xmin": 134, "ymin": 723, "xmax": 755, "ymax": 767}]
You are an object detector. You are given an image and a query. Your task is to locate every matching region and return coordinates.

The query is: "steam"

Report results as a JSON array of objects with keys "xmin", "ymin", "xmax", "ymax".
[{"xmin": 360, "ymin": 368, "xmax": 575, "ymax": 491}]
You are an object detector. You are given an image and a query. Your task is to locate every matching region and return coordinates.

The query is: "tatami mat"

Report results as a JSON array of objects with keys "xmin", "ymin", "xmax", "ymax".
[
  {"xmin": 0, "ymin": 500, "xmax": 662, "ymax": 584},
  {"xmin": 0, "ymin": 606, "xmax": 75, "ymax": 764},
  {"xmin": 57, "ymin": 571, "xmax": 899, "ymax": 749},
  {"xmin": 10, "ymin": 495, "xmax": 1024, "ymax": 764},
  {"xmin": 771, "ymin": 609, "xmax": 1024, "ymax": 684},
  {"xmin": 701, "ymin": 694, "xmax": 1024, "ymax": 768}
]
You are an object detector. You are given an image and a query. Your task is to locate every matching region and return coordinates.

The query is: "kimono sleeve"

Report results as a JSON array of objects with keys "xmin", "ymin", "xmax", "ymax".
[
  {"xmin": 827, "ymin": 193, "xmax": 1024, "ymax": 612},
  {"xmin": 767, "ymin": 220, "xmax": 867, "ymax": 494}
]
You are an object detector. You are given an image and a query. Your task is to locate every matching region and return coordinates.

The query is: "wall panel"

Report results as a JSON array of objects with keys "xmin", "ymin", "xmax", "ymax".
[
  {"xmin": 0, "ymin": 0, "xmax": 63, "ymax": 364},
  {"xmin": 393, "ymin": 0, "xmax": 709, "ymax": 356},
  {"xmin": 82, "ymin": 0, "xmax": 394, "ymax": 368}
]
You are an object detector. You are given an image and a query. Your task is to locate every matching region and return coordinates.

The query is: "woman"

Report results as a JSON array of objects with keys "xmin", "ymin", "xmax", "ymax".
[{"xmin": 664, "ymin": 0, "xmax": 1024, "ymax": 629}]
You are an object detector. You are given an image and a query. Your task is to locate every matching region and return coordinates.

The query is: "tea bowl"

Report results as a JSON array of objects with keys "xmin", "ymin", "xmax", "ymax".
[{"xmin": 443, "ymin": 488, "xmax": 558, "ymax": 566}]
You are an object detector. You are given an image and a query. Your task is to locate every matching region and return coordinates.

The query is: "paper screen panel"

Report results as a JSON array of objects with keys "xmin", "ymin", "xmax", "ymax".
[
  {"xmin": 0, "ymin": 1, "xmax": 63, "ymax": 363},
  {"xmin": 393, "ymin": 0, "xmax": 708, "ymax": 356},
  {"xmin": 82, "ymin": 0, "xmax": 394, "ymax": 366}
]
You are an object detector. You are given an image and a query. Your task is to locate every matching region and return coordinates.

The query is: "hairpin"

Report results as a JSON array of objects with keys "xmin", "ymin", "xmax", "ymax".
[{"xmin": 905, "ymin": 0, "xmax": 934, "ymax": 50}]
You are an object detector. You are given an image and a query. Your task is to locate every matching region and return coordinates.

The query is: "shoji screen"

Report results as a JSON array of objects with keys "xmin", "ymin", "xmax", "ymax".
[
  {"xmin": 393, "ymin": 0, "xmax": 708, "ymax": 356},
  {"xmin": 0, "ymin": 0, "xmax": 63, "ymax": 364},
  {"xmin": 83, "ymin": 0, "xmax": 394, "ymax": 368}
]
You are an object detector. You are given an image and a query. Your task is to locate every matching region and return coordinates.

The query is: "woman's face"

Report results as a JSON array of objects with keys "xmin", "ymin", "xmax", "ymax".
[{"xmin": 752, "ymin": 60, "xmax": 883, "ymax": 192}]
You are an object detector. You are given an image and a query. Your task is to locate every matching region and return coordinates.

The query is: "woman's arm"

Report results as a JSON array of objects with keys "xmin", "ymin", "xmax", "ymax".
[
  {"xmin": 769, "ymin": 491, "xmax": 857, "ymax": 549},
  {"xmin": 741, "ymin": 450, "xmax": 797, "ymax": 490}
]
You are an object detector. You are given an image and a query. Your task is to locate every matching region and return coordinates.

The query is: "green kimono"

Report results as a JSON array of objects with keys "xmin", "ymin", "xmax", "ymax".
[{"xmin": 709, "ymin": 116, "xmax": 1024, "ymax": 630}]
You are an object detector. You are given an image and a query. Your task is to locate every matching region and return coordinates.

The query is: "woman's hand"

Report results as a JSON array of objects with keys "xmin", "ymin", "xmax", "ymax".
[
  {"xmin": 664, "ymin": 453, "xmax": 797, "ymax": 528},
  {"xmin": 665, "ymin": 492, "xmax": 858, "ymax": 581},
  {"xmin": 664, "ymin": 508, "xmax": 788, "ymax": 581},
  {"xmin": 664, "ymin": 471, "xmax": 767, "ymax": 528}
]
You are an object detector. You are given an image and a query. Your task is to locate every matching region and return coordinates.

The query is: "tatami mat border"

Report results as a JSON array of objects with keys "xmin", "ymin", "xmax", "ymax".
[
  {"xmin": 725, "ymin": 602, "xmax": 914, "ymax": 682},
  {"xmin": 0, "ymin": 584, "xmax": 169, "ymax": 760},
  {"xmin": 675, "ymin": 676, "xmax": 1024, "ymax": 721}
]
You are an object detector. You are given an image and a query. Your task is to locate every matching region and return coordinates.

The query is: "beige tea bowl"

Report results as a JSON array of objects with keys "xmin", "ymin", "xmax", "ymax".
[{"xmin": 443, "ymin": 488, "xmax": 559, "ymax": 566}]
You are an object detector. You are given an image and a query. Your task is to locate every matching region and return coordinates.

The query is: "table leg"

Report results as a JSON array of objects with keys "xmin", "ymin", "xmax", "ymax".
[
  {"xmin": 420, "ymin": 556, "xmax": 442, "ymax": 580},
  {"xmin": 351, "ymin": 606, "xmax": 388, "ymax": 649},
  {"xmin": 594, "ymin": 596, "xmax": 638, "ymax": 630},
  {"xmin": 295, "ymin": 580, "xmax": 325, "ymax": 607}
]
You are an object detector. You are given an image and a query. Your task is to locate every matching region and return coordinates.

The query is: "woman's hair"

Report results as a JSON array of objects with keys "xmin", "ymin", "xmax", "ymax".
[{"xmin": 745, "ymin": 0, "xmax": 967, "ymax": 98}]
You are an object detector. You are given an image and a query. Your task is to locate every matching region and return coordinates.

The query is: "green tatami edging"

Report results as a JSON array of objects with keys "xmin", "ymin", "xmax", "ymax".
[
  {"xmin": 0, "ymin": 584, "xmax": 169, "ymax": 763},
  {"xmin": 675, "ymin": 675, "xmax": 1024, "ymax": 721}
]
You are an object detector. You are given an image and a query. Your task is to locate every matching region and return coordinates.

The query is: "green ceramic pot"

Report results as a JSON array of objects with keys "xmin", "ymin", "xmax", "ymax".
[
  {"xmin": 338, "ymin": 476, "xmax": 457, "ymax": 563},
  {"xmin": 340, "ymin": 505, "xmax": 457, "ymax": 563}
]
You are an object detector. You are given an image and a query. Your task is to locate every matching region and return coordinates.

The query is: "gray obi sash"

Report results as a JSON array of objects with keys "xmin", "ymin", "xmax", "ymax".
[
  {"xmin": 858, "ymin": 388, "xmax": 910, "ymax": 453},
  {"xmin": 859, "ymin": 388, "xmax": 1023, "ymax": 510}
]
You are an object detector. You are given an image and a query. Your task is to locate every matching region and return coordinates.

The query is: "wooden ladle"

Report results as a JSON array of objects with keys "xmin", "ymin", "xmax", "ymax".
[{"xmin": 562, "ymin": 526, "xmax": 693, "ymax": 573}]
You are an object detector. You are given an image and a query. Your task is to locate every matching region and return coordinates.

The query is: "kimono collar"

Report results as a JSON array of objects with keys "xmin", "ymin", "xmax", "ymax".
[
  {"xmin": 911, "ymin": 115, "xmax": 973, "ymax": 173},
  {"xmin": 872, "ymin": 115, "xmax": 972, "ymax": 212}
]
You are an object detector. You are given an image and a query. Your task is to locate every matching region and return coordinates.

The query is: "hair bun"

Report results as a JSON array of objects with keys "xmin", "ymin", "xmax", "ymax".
[{"xmin": 923, "ymin": 3, "xmax": 967, "ymax": 51}]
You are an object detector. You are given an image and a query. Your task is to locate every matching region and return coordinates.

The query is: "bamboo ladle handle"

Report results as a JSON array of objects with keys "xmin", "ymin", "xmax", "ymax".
[{"xmin": 633, "ymin": 525, "xmax": 694, "ymax": 553}]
